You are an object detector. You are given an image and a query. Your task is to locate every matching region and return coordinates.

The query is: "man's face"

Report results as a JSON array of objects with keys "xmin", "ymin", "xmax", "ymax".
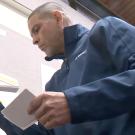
[{"xmin": 28, "ymin": 14, "xmax": 64, "ymax": 57}]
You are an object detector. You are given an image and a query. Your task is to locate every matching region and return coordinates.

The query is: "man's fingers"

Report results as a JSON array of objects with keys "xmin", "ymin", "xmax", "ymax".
[
  {"xmin": 38, "ymin": 110, "xmax": 71, "ymax": 129},
  {"xmin": 44, "ymin": 119, "xmax": 56, "ymax": 129},
  {"xmin": 38, "ymin": 110, "xmax": 52, "ymax": 125},
  {"xmin": 34, "ymin": 102, "xmax": 49, "ymax": 119},
  {"xmin": 27, "ymin": 94, "xmax": 44, "ymax": 114},
  {"xmin": 44, "ymin": 116, "xmax": 65, "ymax": 129}
]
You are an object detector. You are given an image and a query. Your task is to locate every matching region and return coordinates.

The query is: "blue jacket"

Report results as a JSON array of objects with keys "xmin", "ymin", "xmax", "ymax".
[{"xmin": 1, "ymin": 16, "xmax": 135, "ymax": 135}]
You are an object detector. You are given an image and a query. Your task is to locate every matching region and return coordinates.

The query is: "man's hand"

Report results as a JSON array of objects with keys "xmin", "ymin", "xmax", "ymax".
[{"xmin": 27, "ymin": 91, "xmax": 71, "ymax": 129}]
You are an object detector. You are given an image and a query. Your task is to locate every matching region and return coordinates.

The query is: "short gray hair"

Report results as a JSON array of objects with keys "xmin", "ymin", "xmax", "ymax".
[{"xmin": 28, "ymin": 2, "xmax": 64, "ymax": 20}]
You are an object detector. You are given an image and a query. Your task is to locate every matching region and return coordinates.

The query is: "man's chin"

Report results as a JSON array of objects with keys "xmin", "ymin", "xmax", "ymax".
[{"xmin": 45, "ymin": 55, "xmax": 53, "ymax": 61}]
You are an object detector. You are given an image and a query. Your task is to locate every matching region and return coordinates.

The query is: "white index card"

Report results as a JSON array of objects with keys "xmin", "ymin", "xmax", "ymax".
[{"xmin": 1, "ymin": 89, "xmax": 37, "ymax": 130}]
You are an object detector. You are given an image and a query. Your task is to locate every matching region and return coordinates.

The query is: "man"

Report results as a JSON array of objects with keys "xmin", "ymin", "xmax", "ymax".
[{"xmin": 1, "ymin": 1, "xmax": 135, "ymax": 135}]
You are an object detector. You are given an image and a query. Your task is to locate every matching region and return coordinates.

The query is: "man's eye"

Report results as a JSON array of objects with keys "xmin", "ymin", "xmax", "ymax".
[
  {"xmin": 31, "ymin": 25, "xmax": 40, "ymax": 37},
  {"xmin": 34, "ymin": 28, "xmax": 39, "ymax": 34},
  {"xmin": 33, "ymin": 26, "xmax": 40, "ymax": 34}
]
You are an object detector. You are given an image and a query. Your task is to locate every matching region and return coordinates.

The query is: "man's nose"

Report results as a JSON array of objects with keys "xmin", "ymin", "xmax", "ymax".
[{"xmin": 33, "ymin": 35, "xmax": 39, "ymax": 45}]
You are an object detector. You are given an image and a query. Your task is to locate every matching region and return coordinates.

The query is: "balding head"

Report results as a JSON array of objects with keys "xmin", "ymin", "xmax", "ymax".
[{"xmin": 28, "ymin": 2, "xmax": 68, "ymax": 21}]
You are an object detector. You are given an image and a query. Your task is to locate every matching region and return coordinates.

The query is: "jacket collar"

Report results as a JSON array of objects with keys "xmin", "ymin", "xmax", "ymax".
[{"xmin": 45, "ymin": 24, "xmax": 88, "ymax": 61}]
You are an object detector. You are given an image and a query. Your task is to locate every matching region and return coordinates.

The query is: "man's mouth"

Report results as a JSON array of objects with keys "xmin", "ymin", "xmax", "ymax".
[{"xmin": 39, "ymin": 45, "xmax": 45, "ymax": 51}]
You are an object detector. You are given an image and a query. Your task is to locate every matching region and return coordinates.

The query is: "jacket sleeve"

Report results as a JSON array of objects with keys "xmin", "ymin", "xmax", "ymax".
[
  {"xmin": 0, "ymin": 103, "xmax": 53, "ymax": 135},
  {"xmin": 64, "ymin": 17, "xmax": 135, "ymax": 123}
]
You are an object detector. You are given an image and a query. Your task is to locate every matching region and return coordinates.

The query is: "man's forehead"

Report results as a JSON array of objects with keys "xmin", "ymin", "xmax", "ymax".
[
  {"xmin": 28, "ymin": 14, "xmax": 39, "ymax": 26},
  {"xmin": 28, "ymin": 16, "xmax": 42, "ymax": 33}
]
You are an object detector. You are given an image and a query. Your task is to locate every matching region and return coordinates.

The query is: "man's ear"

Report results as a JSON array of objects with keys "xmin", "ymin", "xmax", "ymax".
[{"xmin": 52, "ymin": 10, "xmax": 64, "ymax": 26}]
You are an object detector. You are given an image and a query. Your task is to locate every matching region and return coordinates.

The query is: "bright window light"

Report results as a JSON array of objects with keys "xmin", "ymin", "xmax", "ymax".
[
  {"xmin": 0, "ymin": 28, "xmax": 7, "ymax": 36},
  {"xmin": 0, "ymin": 3, "xmax": 30, "ymax": 38}
]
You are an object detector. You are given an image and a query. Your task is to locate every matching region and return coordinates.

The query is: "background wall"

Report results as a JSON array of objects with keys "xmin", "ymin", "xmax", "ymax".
[
  {"xmin": 0, "ymin": 24, "xmax": 42, "ymax": 94},
  {"xmin": 0, "ymin": 2, "xmax": 42, "ymax": 134}
]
